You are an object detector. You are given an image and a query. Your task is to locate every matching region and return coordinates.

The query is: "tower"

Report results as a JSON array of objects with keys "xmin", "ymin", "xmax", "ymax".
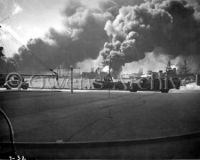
[{"xmin": 166, "ymin": 60, "xmax": 172, "ymax": 72}]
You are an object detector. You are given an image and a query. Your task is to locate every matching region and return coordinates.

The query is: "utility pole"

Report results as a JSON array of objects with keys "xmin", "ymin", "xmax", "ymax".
[
  {"xmin": 70, "ymin": 65, "xmax": 73, "ymax": 94},
  {"xmin": 108, "ymin": 56, "xmax": 111, "ymax": 98},
  {"xmin": 109, "ymin": 57, "xmax": 111, "ymax": 78}
]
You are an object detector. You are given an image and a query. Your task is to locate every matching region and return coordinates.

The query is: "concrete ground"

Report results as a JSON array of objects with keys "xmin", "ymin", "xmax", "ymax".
[{"xmin": 1, "ymin": 89, "xmax": 200, "ymax": 143}]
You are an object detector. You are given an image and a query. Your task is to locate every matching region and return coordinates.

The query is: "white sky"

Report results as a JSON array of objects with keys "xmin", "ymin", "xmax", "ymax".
[
  {"xmin": 0, "ymin": 0, "xmax": 70, "ymax": 57},
  {"xmin": 0, "ymin": 0, "xmax": 101, "ymax": 57}
]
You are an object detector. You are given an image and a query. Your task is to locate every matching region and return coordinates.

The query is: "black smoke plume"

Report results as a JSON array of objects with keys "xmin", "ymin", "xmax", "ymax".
[
  {"xmin": 12, "ymin": 0, "xmax": 112, "ymax": 73},
  {"xmin": 10, "ymin": 0, "xmax": 147, "ymax": 74},
  {"xmin": 0, "ymin": 57, "xmax": 16, "ymax": 73},
  {"xmin": 100, "ymin": 0, "xmax": 200, "ymax": 77},
  {"xmin": 98, "ymin": 0, "xmax": 144, "ymax": 17}
]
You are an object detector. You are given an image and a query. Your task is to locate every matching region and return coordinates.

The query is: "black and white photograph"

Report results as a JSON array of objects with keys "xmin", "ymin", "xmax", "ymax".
[{"xmin": 1, "ymin": 0, "xmax": 200, "ymax": 159}]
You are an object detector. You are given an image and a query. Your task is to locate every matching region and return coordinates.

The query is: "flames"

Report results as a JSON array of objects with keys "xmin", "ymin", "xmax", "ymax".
[{"xmin": 102, "ymin": 65, "xmax": 110, "ymax": 73}]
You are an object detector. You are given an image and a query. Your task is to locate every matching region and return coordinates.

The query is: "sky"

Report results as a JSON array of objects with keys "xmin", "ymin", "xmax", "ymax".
[
  {"xmin": 1, "ymin": 0, "xmax": 200, "ymax": 75},
  {"xmin": 0, "ymin": 0, "xmax": 74, "ymax": 57}
]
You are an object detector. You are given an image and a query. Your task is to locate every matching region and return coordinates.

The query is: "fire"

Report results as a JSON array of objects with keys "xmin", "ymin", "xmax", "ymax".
[
  {"xmin": 171, "ymin": 65, "xmax": 178, "ymax": 70},
  {"xmin": 102, "ymin": 66, "xmax": 109, "ymax": 73}
]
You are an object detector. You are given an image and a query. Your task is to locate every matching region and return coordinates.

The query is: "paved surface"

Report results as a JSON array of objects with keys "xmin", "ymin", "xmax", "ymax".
[{"xmin": 1, "ymin": 90, "xmax": 200, "ymax": 143}]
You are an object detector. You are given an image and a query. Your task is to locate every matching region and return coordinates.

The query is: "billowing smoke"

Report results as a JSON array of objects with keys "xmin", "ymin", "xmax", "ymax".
[
  {"xmin": 98, "ymin": 0, "xmax": 144, "ymax": 17},
  {"xmin": 122, "ymin": 52, "xmax": 170, "ymax": 74},
  {"xmin": 122, "ymin": 52, "xmax": 200, "ymax": 75},
  {"xmin": 0, "ymin": 57, "xmax": 16, "ymax": 73},
  {"xmin": 76, "ymin": 56, "xmax": 103, "ymax": 72},
  {"xmin": 7, "ymin": 0, "xmax": 200, "ymax": 76},
  {"xmin": 12, "ymin": 0, "xmax": 112, "ymax": 73},
  {"xmin": 10, "ymin": 0, "xmax": 147, "ymax": 74},
  {"xmin": 100, "ymin": 0, "xmax": 200, "ymax": 77}
]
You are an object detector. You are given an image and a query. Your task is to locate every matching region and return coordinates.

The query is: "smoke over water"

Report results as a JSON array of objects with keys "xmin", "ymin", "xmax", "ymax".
[{"xmin": 100, "ymin": 0, "xmax": 200, "ymax": 77}]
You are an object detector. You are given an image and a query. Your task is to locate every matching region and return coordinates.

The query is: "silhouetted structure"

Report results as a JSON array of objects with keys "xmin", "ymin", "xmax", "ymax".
[
  {"xmin": 179, "ymin": 59, "xmax": 190, "ymax": 75},
  {"xmin": 0, "ymin": 47, "xmax": 5, "ymax": 57}
]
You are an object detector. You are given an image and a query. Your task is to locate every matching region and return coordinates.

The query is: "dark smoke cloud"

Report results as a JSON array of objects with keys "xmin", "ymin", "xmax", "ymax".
[
  {"xmin": 11, "ymin": 0, "xmax": 147, "ymax": 74},
  {"xmin": 0, "ymin": 57, "xmax": 16, "ymax": 73},
  {"xmin": 62, "ymin": 0, "xmax": 83, "ymax": 17},
  {"xmin": 13, "ymin": 0, "xmax": 112, "ymax": 74},
  {"xmin": 100, "ymin": 0, "xmax": 200, "ymax": 77},
  {"xmin": 98, "ymin": 0, "xmax": 144, "ymax": 17}
]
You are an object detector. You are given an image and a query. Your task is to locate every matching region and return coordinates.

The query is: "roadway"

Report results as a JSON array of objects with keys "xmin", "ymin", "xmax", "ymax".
[{"xmin": 1, "ymin": 89, "xmax": 200, "ymax": 143}]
